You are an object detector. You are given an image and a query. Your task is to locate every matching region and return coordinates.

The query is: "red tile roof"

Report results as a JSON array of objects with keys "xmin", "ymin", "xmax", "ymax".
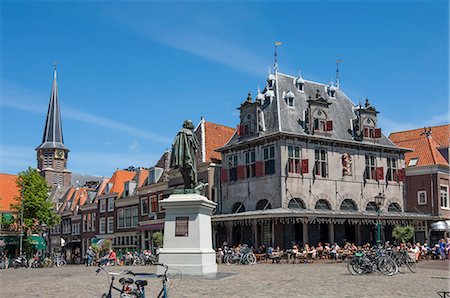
[
  {"xmin": 390, "ymin": 124, "xmax": 449, "ymax": 148},
  {"xmin": 0, "ymin": 173, "xmax": 20, "ymax": 212},
  {"xmin": 137, "ymin": 169, "xmax": 149, "ymax": 187},
  {"xmin": 204, "ymin": 121, "xmax": 235, "ymax": 162},
  {"xmin": 108, "ymin": 170, "xmax": 136, "ymax": 196},
  {"xmin": 389, "ymin": 125, "xmax": 449, "ymax": 167}
]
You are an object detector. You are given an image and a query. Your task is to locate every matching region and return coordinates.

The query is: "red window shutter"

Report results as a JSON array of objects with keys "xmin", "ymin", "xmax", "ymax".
[
  {"xmin": 326, "ymin": 120, "xmax": 333, "ymax": 131},
  {"xmin": 255, "ymin": 161, "xmax": 264, "ymax": 177},
  {"xmin": 393, "ymin": 171, "xmax": 398, "ymax": 182},
  {"xmin": 376, "ymin": 167, "xmax": 384, "ymax": 180},
  {"xmin": 301, "ymin": 159, "xmax": 309, "ymax": 174},
  {"xmin": 236, "ymin": 125, "xmax": 241, "ymax": 136},
  {"xmin": 220, "ymin": 168, "xmax": 228, "ymax": 183},
  {"xmin": 237, "ymin": 165, "xmax": 245, "ymax": 180},
  {"xmin": 364, "ymin": 128, "xmax": 369, "ymax": 138},
  {"xmin": 374, "ymin": 128, "xmax": 381, "ymax": 138},
  {"xmin": 398, "ymin": 169, "xmax": 405, "ymax": 182}
]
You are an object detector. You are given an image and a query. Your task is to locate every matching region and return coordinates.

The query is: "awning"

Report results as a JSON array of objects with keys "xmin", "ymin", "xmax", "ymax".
[
  {"xmin": 430, "ymin": 220, "xmax": 450, "ymax": 232},
  {"xmin": 136, "ymin": 223, "xmax": 164, "ymax": 231},
  {"xmin": 28, "ymin": 235, "xmax": 46, "ymax": 250}
]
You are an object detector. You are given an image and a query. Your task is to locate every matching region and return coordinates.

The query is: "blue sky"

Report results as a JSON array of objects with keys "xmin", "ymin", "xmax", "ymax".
[{"xmin": 0, "ymin": 1, "xmax": 448, "ymax": 177}]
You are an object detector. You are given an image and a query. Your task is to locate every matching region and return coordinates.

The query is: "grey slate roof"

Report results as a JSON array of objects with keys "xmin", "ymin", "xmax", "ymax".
[
  {"xmin": 222, "ymin": 72, "xmax": 399, "ymax": 150},
  {"xmin": 36, "ymin": 69, "xmax": 68, "ymax": 151}
]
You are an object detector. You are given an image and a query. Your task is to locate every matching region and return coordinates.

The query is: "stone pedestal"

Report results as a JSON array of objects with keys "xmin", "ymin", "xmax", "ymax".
[{"xmin": 157, "ymin": 193, "xmax": 217, "ymax": 275}]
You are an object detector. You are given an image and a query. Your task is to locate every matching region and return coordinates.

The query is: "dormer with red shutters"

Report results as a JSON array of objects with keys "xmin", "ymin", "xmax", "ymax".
[
  {"xmin": 354, "ymin": 98, "xmax": 381, "ymax": 141},
  {"xmin": 237, "ymin": 92, "xmax": 260, "ymax": 138},
  {"xmin": 306, "ymin": 89, "xmax": 333, "ymax": 136}
]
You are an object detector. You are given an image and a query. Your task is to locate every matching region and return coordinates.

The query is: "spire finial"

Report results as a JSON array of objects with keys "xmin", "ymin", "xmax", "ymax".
[
  {"xmin": 257, "ymin": 86, "xmax": 261, "ymax": 93},
  {"xmin": 274, "ymin": 41, "xmax": 282, "ymax": 72},
  {"xmin": 53, "ymin": 61, "xmax": 58, "ymax": 79},
  {"xmin": 336, "ymin": 58, "xmax": 342, "ymax": 89},
  {"xmin": 298, "ymin": 69, "xmax": 302, "ymax": 78}
]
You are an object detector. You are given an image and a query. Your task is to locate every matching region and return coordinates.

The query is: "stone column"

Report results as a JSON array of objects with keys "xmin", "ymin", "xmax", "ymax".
[
  {"xmin": 355, "ymin": 225, "xmax": 362, "ymax": 245},
  {"xmin": 252, "ymin": 219, "xmax": 258, "ymax": 247},
  {"xmin": 302, "ymin": 223, "xmax": 308, "ymax": 245},
  {"xmin": 227, "ymin": 222, "xmax": 233, "ymax": 246},
  {"xmin": 271, "ymin": 220, "xmax": 275, "ymax": 247},
  {"xmin": 328, "ymin": 223, "xmax": 335, "ymax": 244}
]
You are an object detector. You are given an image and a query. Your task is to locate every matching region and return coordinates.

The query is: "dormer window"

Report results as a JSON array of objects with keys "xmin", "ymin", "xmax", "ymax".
[
  {"xmin": 312, "ymin": 110, "xmax": 333, "ymax": 132},
  {"xmin": 267, "ymin": 73, "xmax": 276, "ymax": 89},
  {"xmin": 240, "ymin": 113, "xmax": 256, "ymax": 136},
  {"xmin": 362, "ymin": 117, "xmax": 381, "ymax": 138},
  {"xmin": 327, "ymin": 84, "xmax": 337, "ymax": 98},
  {"xmin": 124, "ymin": 181, "xmax": 130, "ymax": 197},
  {"xmin": 296, "ymin": 77, "xmax": 305, "ymax": 92},
  {"xmin": 285, "ymin": 91, "xmax": 295, "ymax": 107}
]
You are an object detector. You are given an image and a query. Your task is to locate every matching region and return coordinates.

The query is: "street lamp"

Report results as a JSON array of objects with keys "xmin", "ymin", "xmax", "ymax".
[
  {"xmin": 41, "ymin": 223, "xmax": 48, "ymax": 257},
  {"xmin": 374, "ymin": 192, "xmax": 386, "ymax": 246}
]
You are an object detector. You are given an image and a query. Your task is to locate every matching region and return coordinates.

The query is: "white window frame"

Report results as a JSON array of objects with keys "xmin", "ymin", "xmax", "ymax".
[
  {"xmin": 408, "ymin": 158, "xmax": 418, "ymax": 167},
  {"xmin": 440, "ymin": 185, "xmax": 449, "ymax": 210},
  {"xmin": 99, "ymin": 218, "xmax": 106, "ymax": 234},
  {"xmin": 417, "ymin": 190, "xmax": 427, "ymax": 205},
  {"xmin": 99, "ymin": 199, "xmax": 106, "ymax": 213},
  {"xmin": 107, "ymin": 217, "xmax": 114, "ymax": 234},
  {"xmin": 141, "ymin": 197, "xmax": 149, "ymax": 215},
  {"xmin": 107, "ymin": 197, "xmax": 114, "ymax": 212},
  {"xmin": 117, "ymin": 208, "xmax": 124, "ymax": 229},
  {"xmin": 132, "ymin": 206, "xmax": 138, "ymax": 227}
]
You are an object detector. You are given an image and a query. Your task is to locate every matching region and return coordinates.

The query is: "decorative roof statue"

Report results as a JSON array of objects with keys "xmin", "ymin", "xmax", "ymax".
[{"xmin": 170, "ymin": 120, "xmax": 199, "ymax": 190}]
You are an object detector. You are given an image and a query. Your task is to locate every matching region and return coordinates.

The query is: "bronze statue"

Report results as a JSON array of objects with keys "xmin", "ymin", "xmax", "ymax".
[{"xmin": 170, "ymin": 120, "xmax": 199, "ymax": 189}]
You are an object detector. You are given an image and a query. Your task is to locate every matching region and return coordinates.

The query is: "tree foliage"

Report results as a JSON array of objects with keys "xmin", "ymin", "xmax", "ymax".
[
  {"xmin": 392, "ymin": 225, "xmax": 414, "ymax": 243},
  {"xmin": 152, "ymin": 231, "xmax": 164, "ymax": 248},
  {"xmin": 11, "ymin": 167, "xmax": 60, "ymax": 233}
]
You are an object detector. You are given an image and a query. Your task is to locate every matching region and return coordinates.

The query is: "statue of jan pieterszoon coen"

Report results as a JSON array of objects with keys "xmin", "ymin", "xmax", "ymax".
[{"xmin": 170, "ymin": 120, "xmax": 199, "ymax": 190}]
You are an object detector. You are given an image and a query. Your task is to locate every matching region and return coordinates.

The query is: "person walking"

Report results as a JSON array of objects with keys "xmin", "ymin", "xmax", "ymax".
[{"xmin": 86, "ymin": 246, "xmax": 95, "ymax": 266}]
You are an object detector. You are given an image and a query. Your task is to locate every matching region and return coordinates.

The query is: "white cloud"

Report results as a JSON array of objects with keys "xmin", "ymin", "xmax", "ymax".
[
  {"xmin": 129, "ymin": 141, "xmax": 139, "ymax": 151},
  {"xmin": 102, "ymin": 8, "xmax": 270, "ymax": 76},
  {"xmin": 0, "ymin": 80, "xmax": 171, "ymax": 144}
]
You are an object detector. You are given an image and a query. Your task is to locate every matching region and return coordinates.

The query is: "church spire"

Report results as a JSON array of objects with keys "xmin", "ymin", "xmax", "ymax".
[{"xmin": 37, "ymin": 66, "xmax": 67, "ymax": 150}]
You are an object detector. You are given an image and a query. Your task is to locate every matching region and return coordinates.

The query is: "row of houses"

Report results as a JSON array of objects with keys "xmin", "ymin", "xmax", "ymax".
[{"xmin": 1, "ymin": 66, "xmax": 449, "ymax": 262}]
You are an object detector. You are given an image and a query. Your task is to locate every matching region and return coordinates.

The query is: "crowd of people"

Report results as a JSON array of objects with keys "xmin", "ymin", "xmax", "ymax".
[{"xmin": 216, "ymin": 238, "xmax": 450, "ymax": 264}]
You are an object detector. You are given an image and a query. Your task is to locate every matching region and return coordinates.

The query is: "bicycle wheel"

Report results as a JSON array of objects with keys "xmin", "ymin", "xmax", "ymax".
[
  {"xmin": 246, "ymin": 253, "xmax": 257, "ymax": 265},
  {"xmin": 378, "ymin": 257, "xmax": 398, "ymax": 276},
  {"xmin": 223, "ymin": 255, "xmax": 232, "ymax": 265},
  {"xmin": 347, "ymin": 258, "xmax": 364, "ymax": 275},
  {"xmin": 405, "ymin": 256, "xmax": 417, "ymax": 273}
]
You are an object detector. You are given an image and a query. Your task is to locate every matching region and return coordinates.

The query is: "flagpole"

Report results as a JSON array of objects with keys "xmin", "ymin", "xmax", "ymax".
[{"xmin": 19, "ymin": 189, "xmax": 24, "ymax": 256}]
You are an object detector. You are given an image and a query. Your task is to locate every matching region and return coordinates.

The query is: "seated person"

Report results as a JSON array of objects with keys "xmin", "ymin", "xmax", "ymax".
[{"xmin": 100, "ymin": 249, "xmax": 117, "ymax": 266}]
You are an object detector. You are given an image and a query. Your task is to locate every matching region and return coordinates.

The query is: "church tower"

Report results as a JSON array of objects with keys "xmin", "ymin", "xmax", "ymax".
[{"xmin": 36, "ymin": 67, "xmax": 71, "ymax": 187}]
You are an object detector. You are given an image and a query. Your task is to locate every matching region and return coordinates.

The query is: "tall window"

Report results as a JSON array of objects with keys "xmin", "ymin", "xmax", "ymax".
[
  {"xmin": 228, "ymin": 154, "xmax": 238, "ymax": 181},
  {"xmin": 118, "ymin": 209, "xmax": 124, "ymax": 228},
  {"xmin": 365, "ymin": 155, "xmax": 376, "ymax": 180},
  {"xmin": 92, "ymin": 213, "xmax": 96, "ymax": 231},
  {"xmin": 125, "ymin": 208, "xmax": 131, "ymax": 227},
  {"xmin": 100, "ymin": 199, "xmax": 106, "ymax": 213},
  {"xmin": 107, "ymin": 197, "xmax": 114, "ymax": 212},
  {"xmin": 107, "ymin": 217, "xmax": 114, "ymax": 234},
  {"xmin": 124, "ymin": 182, "xmax": 130, "ymax": 197},
  {"xmin": 387, "ymin": 158, "xmax": 398, "ymax": 181},
  {"xmin": 288, "ymin": 146, "xmax": 301, "ymax": 173},
  {"xmin": 441, "ymin": 186, "xmax": 449, "ymax": 209},
  {"xmin": 87, "ymin": 213, "xmax": 91, "ymax": 231},
  {"xmin": 417, "ymin": 190, "xmax": 427, "ymax": 205},
  {"xmin": 314, "ymin": 149, "xmax": 328, "ymax": 177},
  {"xmin": 244, "ymin": 150, "xmax": 256, "ymax": 178},
  {"xmin": 99, "ymin": 218, "xmax": 106, "ymax": 234},
  {"xmin": 132, "ymin": 206, "xmax": 139, "ymax": 227},
  {"xmin": 150, "ymin": 196, "xmax": 158, "ymax": 213},
  {"xmin": 141, "ymin": 197, "xmax": 149, "ymax": 215},
  {"xmin": 263, "ymin": 146, "xmax": 275, "ymax": 175}
]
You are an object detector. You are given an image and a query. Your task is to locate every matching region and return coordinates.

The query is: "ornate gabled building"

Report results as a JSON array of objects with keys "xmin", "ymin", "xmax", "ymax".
[
  {"xmin": 214, "ymin": 69, "xmax": 435, "ymax": 248},
  {"xmin": 36, "ymin": 68, "xmax": 71, "ymax": 189}
]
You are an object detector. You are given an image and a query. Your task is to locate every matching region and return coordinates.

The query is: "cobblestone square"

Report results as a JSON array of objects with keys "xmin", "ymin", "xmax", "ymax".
[{"xmin": 0, "ymin": 261, "xmax": 448, "ymax": 297}]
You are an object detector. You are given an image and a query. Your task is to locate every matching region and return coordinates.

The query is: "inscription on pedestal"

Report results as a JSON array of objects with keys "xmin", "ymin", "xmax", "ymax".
[{"xmin": 175, "ymin": 216, "xmax": 189, "ymax": 237}]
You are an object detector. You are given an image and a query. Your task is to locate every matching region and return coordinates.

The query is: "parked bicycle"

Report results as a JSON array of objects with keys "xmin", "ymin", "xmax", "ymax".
[
  {"xmin": 96, "ymin": 263, "xmax": 172, "ymax": 298},
  {"xmin": 347, "ymin": 249, "xmax": 398, "ymax": 276},
  {"xmin": 223, "ymin": 245, "xmax": 256, "ymax": 265}
]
